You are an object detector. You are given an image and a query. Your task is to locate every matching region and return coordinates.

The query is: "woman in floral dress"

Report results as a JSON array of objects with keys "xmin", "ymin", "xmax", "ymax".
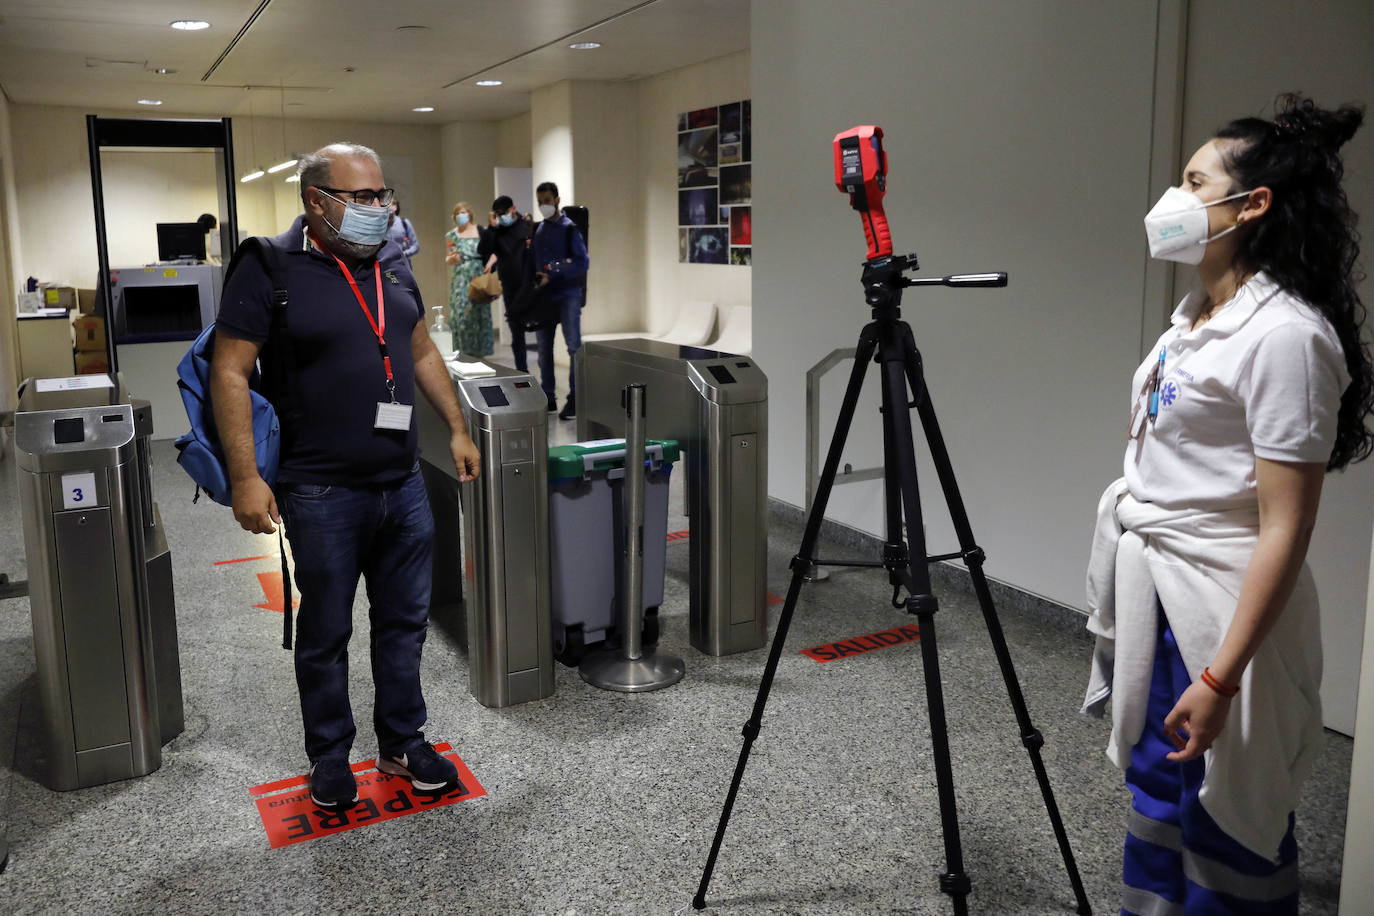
[{"xmin": 444, "ymin": 201, "xmax": 492, "ymax": 356}]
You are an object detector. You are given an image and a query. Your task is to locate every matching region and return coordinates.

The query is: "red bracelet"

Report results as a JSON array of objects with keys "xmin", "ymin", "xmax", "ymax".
[{"xmin": 1200, "ymin": 667, "xmax": 1240, "ymax": 698}]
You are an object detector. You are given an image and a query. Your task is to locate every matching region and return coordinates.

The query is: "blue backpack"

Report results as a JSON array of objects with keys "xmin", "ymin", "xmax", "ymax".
[
  {"xmin": 173, "ymin": 237, "xmax": 288, "ymax": 506},
  {"xmin": 173, "ymin": 237, "xmax": 298, "ymax": 649}
]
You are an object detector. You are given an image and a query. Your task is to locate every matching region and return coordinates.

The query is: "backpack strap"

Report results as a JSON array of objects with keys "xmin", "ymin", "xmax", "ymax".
[{"xmin": 226, "ymin": 237, "xmax": 298, "ymax": 651}]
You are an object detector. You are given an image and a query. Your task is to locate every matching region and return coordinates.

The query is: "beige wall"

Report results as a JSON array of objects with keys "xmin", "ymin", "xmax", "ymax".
[
  {"xmin": 638, "ymin": 51, "xmax": 751, "ymax": 336},
  {"xmin": 7, "ymin": 105, "xmax": 448, "ymax": 320},
  {"xmin": 531, "ymin": 81, "xmax": 575, "ymax": 206},
  {"xmin": 571, "ymin": 81, "xmax": 640, "ymax": 336},
  {"xmin": 99, "ymin": 150, "xmax": 221, "ymax": 266},
  {"xmin": 0, "ymin": 90, "xmax": 21, "ymax": 417},
  {"xmin": 498, "ymin": 112, "xmax": 532, "ymax": 167}
]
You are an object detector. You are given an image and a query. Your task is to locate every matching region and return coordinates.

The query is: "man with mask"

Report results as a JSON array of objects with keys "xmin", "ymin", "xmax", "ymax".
[
  {"xmin": 531, "ymin": 181, "xmax": 589, "ymax": 420},
  {"xmin": 385, "ymin": 199, "xmax": 419, "ymax": 268},
  {"xmin": 211, "ymin": 142, "xmax": 481, "ymax": 810},
  {"xmin": 477, "ymin": 195, "xmax": 535, "ymax": 385}
]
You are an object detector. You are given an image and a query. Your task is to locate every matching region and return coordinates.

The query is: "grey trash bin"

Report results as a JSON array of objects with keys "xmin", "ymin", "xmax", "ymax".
[
  {"xmin": 546, "ymin": 438, "xmax": 679, "ymax": 666},
  {"xmin": 13, "ymin": 375, "xmax": 183, "ymax": 790}
]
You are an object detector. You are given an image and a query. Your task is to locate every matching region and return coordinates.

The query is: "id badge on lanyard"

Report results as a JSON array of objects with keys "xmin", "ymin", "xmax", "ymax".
[{"xmin": 327, "ymin": 246, "xmax": 414, "ymax": 432}]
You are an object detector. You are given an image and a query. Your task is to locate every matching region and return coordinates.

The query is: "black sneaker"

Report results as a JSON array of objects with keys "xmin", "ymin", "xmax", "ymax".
[
  {"xmin": 376, "ymin": 742, "xmax": 460, "ymax": 796},
  {"xmin": 558, "ymin": 394, "xmax": 576, "ymax": 420},
  {"xmin": 546, "ymin": 394, "xmax": 558, "ymax": 412},
  {"xmin": 309, "ymin": 757, "xmax": 359, "ymax": 810}
]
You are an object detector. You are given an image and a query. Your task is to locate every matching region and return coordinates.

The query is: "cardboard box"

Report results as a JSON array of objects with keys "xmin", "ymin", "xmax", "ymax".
[
  {"xmin": 42, "ymin": 285, "xmax": 76, "ymax": 310},
  {"xmin": 72, "ymin": 314, "xmax": 106, "ymax": 352},
  {"xmin": 77, "ymin": 288, "xmax": 97, "ymax": 315},
  {"xmin": 73, "ymin": 349, "xmax": 110, "ymax": 375}
]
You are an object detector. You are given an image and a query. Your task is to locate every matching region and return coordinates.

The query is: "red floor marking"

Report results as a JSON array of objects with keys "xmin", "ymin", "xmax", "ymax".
[
  {"xmin": 767, "ymin": 592, "xmax": 784, "ymax": 605},
  {"xmin": 254, "ymin": 571, "xmax": 299, "ymax": 613},
  {"xmin": 215, "ymin": 554, "xmax": 277, "ymax": 566},
  {"xmin": 249, "ymin": 744, "xmax": 485, "ymax": 849},
  {"xmin": 800, "ymin": 624, "xmax": 920, "ymax": 663},
  {"xmin": 666, "ymin": 529, "xmax": 690, "ymax": 543}
]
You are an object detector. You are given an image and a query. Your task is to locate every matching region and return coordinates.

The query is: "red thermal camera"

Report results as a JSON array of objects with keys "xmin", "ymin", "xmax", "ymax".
[{"xmin": 833, "ymin": 125, "xmax": 891, "ymax": 261}]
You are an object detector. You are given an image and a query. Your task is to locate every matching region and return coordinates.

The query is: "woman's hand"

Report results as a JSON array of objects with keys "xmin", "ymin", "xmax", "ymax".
[
  {"xmin": 445, "ymin": 251, "xmax": 460, "ymax": 265},
  {"xmin": 1162, "ymin": 681, "xmax": 1233, "ymax": 761}
]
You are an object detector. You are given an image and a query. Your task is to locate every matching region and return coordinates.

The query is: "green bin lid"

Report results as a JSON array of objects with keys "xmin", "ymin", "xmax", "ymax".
[{"xmin": 548, "ymin": 438, "xmax": 680, "ymax": 481}]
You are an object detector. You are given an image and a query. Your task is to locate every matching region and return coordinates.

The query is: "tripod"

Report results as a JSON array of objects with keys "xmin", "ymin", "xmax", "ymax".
[{"xmin": 692, "ymin": 253, "xmax": 1091, "ymax": 915}]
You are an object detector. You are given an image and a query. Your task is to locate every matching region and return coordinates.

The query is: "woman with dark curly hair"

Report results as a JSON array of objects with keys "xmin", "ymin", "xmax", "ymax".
[{"xmin": 1082, "ymin": 94, "xmax": 1370, "ymax": 914}]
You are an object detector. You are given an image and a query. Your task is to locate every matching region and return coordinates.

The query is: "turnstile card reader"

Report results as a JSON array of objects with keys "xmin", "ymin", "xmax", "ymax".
[
  {"xmin": 14, "ymin": 375, "xmax": 183, "ymax": 790},
  {"xmin": 576, "ymin": 340, "xmax": 768, "ymax": 656},
  {"xmin": 455, "ymin": 374, "xmax": 555, "ymax": 707}
]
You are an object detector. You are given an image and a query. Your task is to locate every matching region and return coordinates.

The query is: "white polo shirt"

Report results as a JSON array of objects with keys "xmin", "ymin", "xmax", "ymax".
[{"xmin": 1124, "ymin": 272, "xmax": 1350, "ymax": 511}]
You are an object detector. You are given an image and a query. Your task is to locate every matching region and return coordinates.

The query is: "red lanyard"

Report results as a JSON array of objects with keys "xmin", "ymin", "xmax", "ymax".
[{"xmin": 322, "ymin": 244, "xmax": 394, "ymax": 397}]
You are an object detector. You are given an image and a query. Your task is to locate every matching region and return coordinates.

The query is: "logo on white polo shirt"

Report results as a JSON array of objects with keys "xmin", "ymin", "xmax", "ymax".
[{"xmin": 1160, "ymin": 380, "xmax": 1179, "ymax": 408}]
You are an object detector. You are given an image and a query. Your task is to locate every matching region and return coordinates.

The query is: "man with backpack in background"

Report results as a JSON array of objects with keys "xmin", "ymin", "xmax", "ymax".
[
  {"xmin": 531, "ymin": 181, "xmax": 589, "ymax": 420},
  {"xmin": 210, "ymin": 142, "xmax": 481, "ymax": 811}
]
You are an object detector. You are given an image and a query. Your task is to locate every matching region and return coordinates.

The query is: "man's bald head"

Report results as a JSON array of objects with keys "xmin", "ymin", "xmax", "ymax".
[{"xmin": 296, "ymin": 142, "xmax": 382, "ymax": 209}]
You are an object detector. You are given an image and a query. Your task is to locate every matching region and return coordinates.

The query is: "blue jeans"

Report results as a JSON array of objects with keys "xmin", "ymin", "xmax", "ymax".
[
  {"xmin": 536, "ymin": 291, "xmax": 584, "ymax": 398},
  {"xmin": 278, "ymin": 466, "xmax": 435, "ymax": 763}
]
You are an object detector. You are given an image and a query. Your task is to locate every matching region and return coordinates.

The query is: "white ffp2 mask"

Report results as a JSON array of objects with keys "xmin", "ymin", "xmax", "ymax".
[{"xmin": 1143, "ymin": 186, "xmax": 1251, "ymax": 264}]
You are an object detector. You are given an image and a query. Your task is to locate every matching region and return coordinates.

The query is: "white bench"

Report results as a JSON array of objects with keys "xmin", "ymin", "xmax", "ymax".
[
  {"xmin": 708, "ymin": 305, "xmax": 751, "ymax": 355},
  {"xmin": 652, "ymin": 300, "xmax": 717, "ymax": 346}
]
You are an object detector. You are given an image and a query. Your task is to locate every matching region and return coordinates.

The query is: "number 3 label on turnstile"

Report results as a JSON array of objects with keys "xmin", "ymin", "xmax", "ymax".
[{"xmin": 61, "ymin": 472, "xmax": 98, "ymax": 510}]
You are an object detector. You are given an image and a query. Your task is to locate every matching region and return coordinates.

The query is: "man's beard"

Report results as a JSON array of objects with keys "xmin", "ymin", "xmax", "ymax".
[{"xmin": 319, "ymin": 216, "xmax": 383, "ymax": 261}]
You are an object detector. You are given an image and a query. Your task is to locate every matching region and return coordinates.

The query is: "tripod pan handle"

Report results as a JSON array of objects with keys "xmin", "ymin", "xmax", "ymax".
[{"xmin": 944, "ymin": 272, "xmax": 1007, "ymax": 287}]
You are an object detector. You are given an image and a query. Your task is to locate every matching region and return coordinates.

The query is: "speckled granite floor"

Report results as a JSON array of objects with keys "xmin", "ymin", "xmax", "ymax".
[{"xmin": 0, "ymin": 365, "xmax": 1350, "ymax": 914}]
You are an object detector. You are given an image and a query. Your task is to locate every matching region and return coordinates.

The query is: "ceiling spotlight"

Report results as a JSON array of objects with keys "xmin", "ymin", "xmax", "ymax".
[
  {"xmin": 151, "ymin": 67, "xmax": 177, "ymax": 75},
  {"xmin": 412, "ymin": 106, "xmax": 434, "ymax": 112},
  {"xmin": 240, "ymin": 169, "xmax": 265, "ymax": 183},
  {"xmin": 137, "ymin": 99, "xmax": 163, "ymax": 106},
  {"xmin": 267, "ymin": 159, "xmax": 298, "ymax": 174},
  {"xmin": 475, "ymin": 79, "xmax": 502, "ymax": 87},
  {"xmin": 169, "ymin": 20, "xmax": 210, "ymax": 31},
  {"xmin": 569, "ymin": 42, "xmax": 601, "ymax": 50}
]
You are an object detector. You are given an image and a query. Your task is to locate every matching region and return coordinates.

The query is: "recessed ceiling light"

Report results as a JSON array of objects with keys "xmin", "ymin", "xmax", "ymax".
[
  {"xmin": 395, "ymin": 25, "xmax": 430, "ymax": 32},
  {"xmin": 137, "ymin": 99, "xmax": 163, "ymax": 106},
  {"xmin": 169, "ymin": 20, "xmax": 210, "ymax": 31},
  {"xmin": 475, "ymin": 80, "xmax": 502, "ymax": 87},
  {"xmin": 151, "ymin": 67, "xmax": 177, "ymax": 75},
  {"xmin": 569, "ymin": 42, "xmax": 601, "ymax": 50},
  {"xmin": 240, "ymin": 170, "xmax": 265, "ymax": 183},
  {"xmin": 412, "ymin": 106, "xmax": 434, "ymax": 112}
]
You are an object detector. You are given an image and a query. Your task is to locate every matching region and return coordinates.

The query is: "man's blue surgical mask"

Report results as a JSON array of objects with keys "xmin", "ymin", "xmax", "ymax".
[
  {"xmin": 498, "ymin": 212, "xmax": 515, "ymax": 228},
  {"xmin": 320, "ymin": 190, "xmax": 391, "ymax": 246}
]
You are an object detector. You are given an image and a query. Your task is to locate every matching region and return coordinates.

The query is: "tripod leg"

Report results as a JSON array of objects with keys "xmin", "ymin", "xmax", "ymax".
[
  {"xmin": 879, "ymin": 345, "xmax": 971, "ymax": 915},
  {"xmin": 904, "ymin": 336, "xmax": 1092, "ymax": 915},
  {"xmin": 693, "ymin": 328, "xmax": 881, "ymax": 910}
]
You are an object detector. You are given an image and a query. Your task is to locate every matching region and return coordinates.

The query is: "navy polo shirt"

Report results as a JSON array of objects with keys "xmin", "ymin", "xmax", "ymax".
[{"xmin": 216, "ymin": 224, "xmax": 425, "ymax": 488}]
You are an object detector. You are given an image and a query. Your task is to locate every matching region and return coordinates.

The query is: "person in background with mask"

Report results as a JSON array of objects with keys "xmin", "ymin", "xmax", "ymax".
[
  {"xmin": 1082, "ymin": 95, "xmax": 1371, "ymax": 914},
  {"xmin": 385, "ymin": 200, "xmax": 419, "ymax": 268},
  {"xmin": 477, "ymin": 195, "xmax": 533, "ymax": 376},
  {"xmin": 444, "ymin": 200, "xmax": 491, "ymax": 356},
  {"xmin": 531, "ymin": 181, "xmax": 589, "ymax": 420},
  {"xmin": 211, "ymin": 142, "xmax": 481, "ymax": 811}
]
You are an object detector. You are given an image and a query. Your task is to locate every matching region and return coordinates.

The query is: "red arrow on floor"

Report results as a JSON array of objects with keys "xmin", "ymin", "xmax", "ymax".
[{"xmin": 254, "ymin": 571, "xmax": 299, "ymax": 613}]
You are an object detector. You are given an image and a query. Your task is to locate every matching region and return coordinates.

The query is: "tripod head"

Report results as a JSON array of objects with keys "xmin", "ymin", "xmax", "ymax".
[{"xmin": 862, "ymin": 253, "xmax": 1007, "ymax": 312}]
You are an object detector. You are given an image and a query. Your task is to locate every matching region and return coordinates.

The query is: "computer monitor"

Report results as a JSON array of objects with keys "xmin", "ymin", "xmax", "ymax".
[{"xmin": 155, "ymin": 222, "xmax": 206, "ymax": 262}]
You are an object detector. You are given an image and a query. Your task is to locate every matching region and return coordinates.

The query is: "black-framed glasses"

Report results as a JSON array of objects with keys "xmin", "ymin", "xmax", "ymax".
[{"xmin": 315, "ymin": 186, "xmax": 395, "ymax": 207}]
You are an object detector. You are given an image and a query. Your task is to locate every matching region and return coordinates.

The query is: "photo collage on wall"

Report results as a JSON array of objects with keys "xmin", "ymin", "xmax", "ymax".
[{"xmin": 678, "ymin": 99, "xmax": 750, "ymax": 265}]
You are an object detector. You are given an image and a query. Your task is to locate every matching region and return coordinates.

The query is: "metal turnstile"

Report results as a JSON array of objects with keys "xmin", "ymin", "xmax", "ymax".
[
  {"xmin": 576, "ymin": 339, "xmax": 768, "ymax": 656},
  {"xmin": 452, "ymin": 373, "xmax": 555, "ymax": 707},
  {"xmin": 13, "ymin": 375, "xmax": 183, "ymax": 790}
]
